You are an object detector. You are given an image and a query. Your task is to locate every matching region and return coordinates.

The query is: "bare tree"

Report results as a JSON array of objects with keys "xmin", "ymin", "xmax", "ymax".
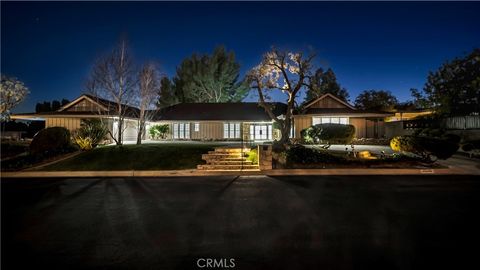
[
  {"xmin": 86, "ymin": 39, "xmax": 137, "ymax": 145},
  {"xmin": 247, "ymin": 48, "xmax": 315, "ymax": 146},
  {"xmin": 135, "ymin": 63, "xmax": 160, "ymax": 144}
]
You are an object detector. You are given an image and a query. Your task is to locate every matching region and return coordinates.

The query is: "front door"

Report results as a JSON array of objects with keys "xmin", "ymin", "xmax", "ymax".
[{"xmin": 249, "ymin": 124, "xmax": 272, "ymax": 141}]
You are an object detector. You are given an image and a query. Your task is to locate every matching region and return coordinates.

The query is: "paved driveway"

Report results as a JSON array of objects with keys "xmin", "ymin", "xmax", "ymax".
[
  {"xmin": 2, "ymin": 175, "xmax": 480, "ymax": 270},
  {"xmin": 306, "ymin": 144, "xmax": 394, "ymax": 155}
]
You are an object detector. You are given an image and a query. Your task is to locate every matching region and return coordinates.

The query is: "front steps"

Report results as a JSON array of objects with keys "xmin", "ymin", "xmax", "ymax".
[{"xmin": 197, "ymin": 147, "xmax": 259, "ymax": 171}]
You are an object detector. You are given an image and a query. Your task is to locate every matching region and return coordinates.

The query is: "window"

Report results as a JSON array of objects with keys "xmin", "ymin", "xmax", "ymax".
[
  {"xmin": 224, "ymin": 122, "xmax": 241, "ymax": 139},
  {"xmin": 194, "ymin": 122, "xmax": 200, "ymax": 132},
  {"xmin": 173, "ymin": 123, "xmax": 190, "ymax": 139},
  {"xmin": 249, "ymin": 124, "xmax": 273, "ymax": 140},
  {"xmin": 313, "ymin": 117, "xmax": 349, "ymax": 125}
]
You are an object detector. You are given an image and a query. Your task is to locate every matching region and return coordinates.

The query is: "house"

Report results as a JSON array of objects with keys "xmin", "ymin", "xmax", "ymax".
[
  {"xmin": 12, "ymin": 93, "xmax": 393, "ymax": 142},
  {"xmin": 151, "ymin": 102, "xmax": 287, "ymax": 141},
  {"xmin": 293, "ymin": 93, "xmax": 393, "ymax": 139}
]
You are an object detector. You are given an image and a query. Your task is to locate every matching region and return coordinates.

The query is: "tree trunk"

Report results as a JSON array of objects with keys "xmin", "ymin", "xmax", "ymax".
[
  {"xmin": 117, "ymin": 120, "xmax": 123, "ymax": 145},
  {"xmin": 136, "ymin": 122, "xmax": 143, "ymax": 145}
]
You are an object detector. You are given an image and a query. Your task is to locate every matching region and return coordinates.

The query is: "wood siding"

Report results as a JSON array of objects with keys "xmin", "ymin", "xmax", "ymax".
[
  {"xmin": 154, "ymin": 121, "xmax": 228, "ymax": 140},
  {"xmin": 293, "ymin": 116, "xmax": 312, "ymax": 138},
  {"xmin": 65, "ymin": 99, "xmax": 105, "ymax": 112},
  {"xmin": 349, "ymin": 118, "xmax": 366, "ymax": 138},
  {"xmin": 45, "ymin": 117, "xmax": 82, "ymax": 131},
  {"xmin": 309, "ymin": 95, "xmax": 348, "ymax": 109}
]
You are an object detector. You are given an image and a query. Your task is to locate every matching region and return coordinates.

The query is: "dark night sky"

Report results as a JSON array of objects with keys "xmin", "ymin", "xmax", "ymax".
[{"xmin": 2, "ymin": 1, "xmax": 479, "ymax": 112}]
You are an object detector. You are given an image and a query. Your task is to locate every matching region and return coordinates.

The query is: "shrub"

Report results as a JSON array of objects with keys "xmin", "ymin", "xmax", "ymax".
[
  {"xmin": 246, "ymin": 148, "xmax": 258, "ymax": 164},
  {"xmin": 149, "ymin": 124, "xmax": 170, "ymax": 139},
  {"xmin": 390, "ymin": 135, "xmax": 459, "ymax": 161},
  {"xmin": 301, "ymin": 123, "xmax": 355, "ymax": 145},
  {"xmin": 72, "ymin": 119, "xmax": 108, "ymax": 150},
  {"xmin": 286, "ymin": 145, "xmax": 345, "ymax": 164},
  {"xmin": 30, "ymin": 127, "xmax": 71, "ymax": 156},
  {"xmin": 462, "ymin": 140, "xmax": 480, "ymax": 152}
]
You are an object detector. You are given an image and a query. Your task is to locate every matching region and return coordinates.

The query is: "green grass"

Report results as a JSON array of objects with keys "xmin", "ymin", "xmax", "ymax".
[{"xmin": 38, "ymin": 143, "xmax": 224, "ymax": 171}]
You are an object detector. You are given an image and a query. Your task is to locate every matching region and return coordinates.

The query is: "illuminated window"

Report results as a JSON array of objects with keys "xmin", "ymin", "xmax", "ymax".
[
  {"xmin": 313, "ymin": 117, "xmax": 349, "ymax": 125},
  {"xmin": 173, "ymin": 123, "xmax": 190, "ymax": 139},
  {"xmin": 224, "ymin": 122, "xmax": 241, "ymax": 139},
  {"xmin": 194, "ymin": 122, "xmax": 200, "ymax": 132}
]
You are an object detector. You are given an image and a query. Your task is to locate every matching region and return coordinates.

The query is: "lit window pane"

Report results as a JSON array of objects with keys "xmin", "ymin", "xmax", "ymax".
[
  {"xmin": 340, "ymin": 118, "xmax": 348, "ymax": 124},
  {"xmin": 235, "ymin": 123, "xmax": 240, "ymax": 138},
  {"xmin": 173, "ymin": 123, "xmax": 178, "ymax": 139},
  {"xmin": 229, "ymin": 123, "xmax": 235, "ymax": 138},
  {"xmin": 312, "ymin": 117, "xmax": 321, "ymax": 125},
  {"xmin": 194, "ymin": 122, "xmax": 200, "ymax": 132},
  {"xmin": 179, "ymin": 123, "xmax": 184, "ymax": 139},
  {"xmin": 331, "ymin": 117, "xmax": 339, "ymax": 124},
  {"xmin": 185, "ymin": 123, "xmax": 190, "ymax": 139},
  {"xmin": 268, "ymin": 125, "xmax": 272, "ymax": 140},
  {"xmin": 250, "ymin": 125, "xmax": 254, "ymax": 140},
  {"xmin": 321, "ymin": 117, "xmax": 330, "ymax": 124},
  {"xmin": 224, "ymin": 123, "xmax": 229, "ymax": 138}
]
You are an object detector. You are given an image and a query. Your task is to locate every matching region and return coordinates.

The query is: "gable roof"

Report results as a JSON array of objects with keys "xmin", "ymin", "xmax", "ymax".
[
  {"xmin": 302, "ymin": 93, "xmax": 356, "ymax": 110},
  {"xmin": 58, "ymin": 94, "xmax": 140, "ymax": 117},
  {"xmin": 153, "ymin": 102, "xmax": 287, "ymax": 121}
]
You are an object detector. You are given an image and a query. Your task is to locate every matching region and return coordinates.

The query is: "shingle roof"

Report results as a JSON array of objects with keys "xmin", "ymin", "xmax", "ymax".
[
  {"xmin": 297, "ymin": 107, "xmax": 392, "ymax": 115},
  {"xmin": 153, "ymin": 102, "xmax": 287, "ymax": 121}
]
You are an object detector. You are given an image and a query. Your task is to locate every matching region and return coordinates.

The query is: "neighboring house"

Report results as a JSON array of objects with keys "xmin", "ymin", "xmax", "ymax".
[
  {"xmin": 293, "ymin": 93, "xmax": 393, "ymax": 139},
  {"xmin": 12, "ymin": 94, "xmax": 141, "ymax": 141},
  {"xmin": 12, "ymin": 93, "xmax": 394, "ymax": 142}
]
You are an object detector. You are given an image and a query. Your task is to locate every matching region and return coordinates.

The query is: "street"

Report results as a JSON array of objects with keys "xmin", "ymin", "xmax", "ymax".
[{"xmin": 2, "ymin": 175, "xmax": 480, "ymax": 270}]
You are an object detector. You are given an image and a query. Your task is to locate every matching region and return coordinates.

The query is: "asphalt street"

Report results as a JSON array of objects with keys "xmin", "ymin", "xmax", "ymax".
[{"xmin": 2, "ymin": 175, "xmax": 480, "ymax": 270}]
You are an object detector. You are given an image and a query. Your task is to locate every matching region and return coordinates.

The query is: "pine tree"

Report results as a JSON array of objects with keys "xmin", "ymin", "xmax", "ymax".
[{"xmin": 305, "ymin": 68, "xmax": 349, "ymax": 102}]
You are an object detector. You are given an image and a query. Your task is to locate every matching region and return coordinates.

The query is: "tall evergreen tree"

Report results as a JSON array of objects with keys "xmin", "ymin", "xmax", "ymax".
[
  {"xmin": 305, "ymin": 68, "xmax": 349, "ymax": 102},
  {"xmin": 157, "ymin": 77, "xmax": 178, "ymax": 108},
  {"xmin": 164, "ymin": 46, "xmax": 249, "ymax": 104}
]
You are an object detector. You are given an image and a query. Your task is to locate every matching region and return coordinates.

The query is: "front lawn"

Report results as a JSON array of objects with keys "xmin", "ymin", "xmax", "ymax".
[{"xmin": 37, "ymin": 143, "xmax": 224, "ymax": 171}]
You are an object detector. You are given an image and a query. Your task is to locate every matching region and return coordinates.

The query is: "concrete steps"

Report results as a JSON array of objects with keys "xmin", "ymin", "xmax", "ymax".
[{"xmin": 198, "ymin": 147, "xmax": 259, "ymax": 171}]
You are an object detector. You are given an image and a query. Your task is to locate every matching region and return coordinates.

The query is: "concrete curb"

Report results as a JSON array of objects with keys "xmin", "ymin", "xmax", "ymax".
[{"xmin": 2, "ymin": 167, "xmax": 479, "ymax": 178}]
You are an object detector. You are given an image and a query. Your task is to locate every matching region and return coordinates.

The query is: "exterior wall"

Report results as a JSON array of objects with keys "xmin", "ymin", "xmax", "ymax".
[
  {"xmin": 153, "ymin": 121, "xmax": 235, "ymax": 141},
  {"xmin": 308, "ymin": 96, "xmax": 348, "ymax": 109},
  {"xmin": 191, "ymin": 122, "xmax": 224, "ymax": 140},
  {"xmin": 45, "ymin": 117, "xmax": 82, "ymax": 131},
  {"xmin": 151, "ymin": 121, "xmax": 278, "ymax": 141},
  {"xmin": 293, "ymin": 116, "xmax": 312, "ymax": 138},
  {"xmin": 295, "ymin": 116, "xmax": 386, "ymax": 139},
  {"xmin": 349, "ymin": 118, "xmax": 366, "ymax": 138}
]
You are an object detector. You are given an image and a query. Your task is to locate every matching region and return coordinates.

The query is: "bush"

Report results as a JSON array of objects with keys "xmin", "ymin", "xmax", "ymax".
[
  {"xmin": 149, "ymin": 124, "xmax": 170, "ymax": 139},
  {"xmin": 390, "ymin": 135, "xmax": 459, "ymax": 161},
  {"xmin": 72, "ymin": 119, "xmax": 108, "ymax": 150},
  {"xmin": 30, "ymin": 127, "xmax": 72, "ymax": 156},
  {"xmin": 301, "ymin": 123, "xmax": 355, "ymax": 145},
  {"xmin": 246, "ymin": 148, "xmax": 258, "ymax": 164},
  {"xmin": 286, "ymin": 145, "xmax": 345, "ymax": 164},
  {"xmin": 462, "ymin": 140, "xmax": 480, "ymax": 152}
]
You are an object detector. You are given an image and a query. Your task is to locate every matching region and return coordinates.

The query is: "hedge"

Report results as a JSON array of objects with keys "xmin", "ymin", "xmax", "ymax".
[{"xmin": 301, "ymin": 123, "xmax": 355, "ymax": 145}]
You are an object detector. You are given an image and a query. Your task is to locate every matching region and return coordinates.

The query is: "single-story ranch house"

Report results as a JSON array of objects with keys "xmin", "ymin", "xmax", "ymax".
[{"xmin": 12, "ymin": 93, "xmax": 393, "ymax": 142}]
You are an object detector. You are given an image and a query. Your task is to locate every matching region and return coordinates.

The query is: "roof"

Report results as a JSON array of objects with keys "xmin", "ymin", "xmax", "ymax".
[
  {"xmin": 302, "ymin": 93, "xmax": 356, "ymax": 110},
  {"xmin": 294, "ymin": 108, "xmax": 393, "ymax": 116},
  {"xmin": 153, "ymin": 102, "xmax": 287, "ymax": 121}
]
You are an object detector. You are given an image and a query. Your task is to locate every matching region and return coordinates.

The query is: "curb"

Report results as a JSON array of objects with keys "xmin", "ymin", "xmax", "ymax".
[{"xmin": 2, "ymin": 168, "xmax": 479, "ymax": 178}]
